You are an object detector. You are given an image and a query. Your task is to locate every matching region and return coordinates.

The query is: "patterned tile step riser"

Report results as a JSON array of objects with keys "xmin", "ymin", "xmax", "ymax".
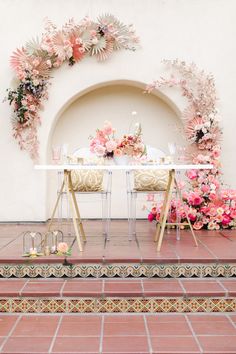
[
  {"xmin": 0, "ymin": 297, "xmax": 236, "ymax": 313},
  {"xmin": 0, "ymin": 263, "xmax": 236, "ymax": 278}
]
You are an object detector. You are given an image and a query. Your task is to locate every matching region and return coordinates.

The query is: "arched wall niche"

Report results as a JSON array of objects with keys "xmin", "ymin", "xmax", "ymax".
[
  {"xmin": 46, "ymin": 79, "xmax": 183, "ymax": 163},
  {"xmin": 46, "ymin": 80, "xmax": 186, "ymax": 219}
]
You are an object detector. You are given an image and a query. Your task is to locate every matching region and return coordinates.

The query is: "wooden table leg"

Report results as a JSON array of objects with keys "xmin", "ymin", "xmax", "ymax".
[
  {"xmin": 48, "ymin": 179, "xmax": 65, "ymax": 232},
  {"xmin": 174, "ymin": 177, "xmax": 198, "ymax": 247},
  {"xmin": 68, "ymin": 171, "xmax": 86, "ymax": 242},
  {"xmin": 157, "ymin": 170, "xmax": 175, "ymax": 252},
  {"xmin": 65, "ymin": 171, "xmax": 83, "ymax": 252},
  {"xmin": 154, "ymin": 170, "xmax": 173, "ymax": 242}
]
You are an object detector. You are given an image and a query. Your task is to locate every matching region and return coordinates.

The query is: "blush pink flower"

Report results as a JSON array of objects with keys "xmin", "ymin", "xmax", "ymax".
[
  {"xmin": 208, "ymin": 221, "xmax": 220, "ymax": 230},
  {"xmin": 186, "ymin": 169, "xmax": 198, "ymax": 180},
  {"xmin": 209, "ymin": 193, "xmax": 217, "ymax": 201},
  {"xmin": 201, "ymin": 184, "xmax": 210, "ymax": 194},
  {"xmin": 105, "ymin": 140, "xmax": 117, "ymax": 152},
  {"xmin": 94, "ymin": 145, "xmax": 106, "ymax": 156},
  {"xmin": 57, "ymin": 242, "xmax": 69, "ymax": 253},
  {"xmin": 193, "ymin": 221, "xmax": 203, "ymax": 230},
  {"xmin": 230, "ymin": 209, "xmax": 236, "ymax": 219}
]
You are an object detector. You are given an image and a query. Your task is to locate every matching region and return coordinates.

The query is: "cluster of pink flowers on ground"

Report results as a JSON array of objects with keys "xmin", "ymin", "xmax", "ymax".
[
  {"xmin": 90, "ymin": 121, "xmax": 146, "ymax": 158},
  {"xmin": 146, "ymin": 60, "xmax": 236, "ymax": 230},
  {"xmin": 147, "ymin": 188, "xmax": 236, "ymax": 230},
  {"xmin": 6, "ymin": 15, "xmax": 139, "ymax": 159}
]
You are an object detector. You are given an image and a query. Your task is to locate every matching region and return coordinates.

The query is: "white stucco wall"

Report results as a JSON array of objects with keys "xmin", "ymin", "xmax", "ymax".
[{"xmin": 0, "ymin": 0, "xmax": 235, "ymax": 221}]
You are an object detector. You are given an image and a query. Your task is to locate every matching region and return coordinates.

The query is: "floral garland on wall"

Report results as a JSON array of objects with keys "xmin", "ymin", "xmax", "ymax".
[
  {"xmin": 6, "ymin": 14, "xmax": 139, "ymax": 159},
  {"xmin": 146, "ymin": 60, "xmax": 236, "ymax": 230}
]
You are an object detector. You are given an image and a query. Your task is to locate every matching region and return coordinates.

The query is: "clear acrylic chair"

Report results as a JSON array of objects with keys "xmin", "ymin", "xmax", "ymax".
[
  {"xmin": 126, "ymin": 146, "xmax": 181, "ymax": 241},
  {"xmin": 58, "ymin": 147, "xmax": 112, "ymax": 240}
]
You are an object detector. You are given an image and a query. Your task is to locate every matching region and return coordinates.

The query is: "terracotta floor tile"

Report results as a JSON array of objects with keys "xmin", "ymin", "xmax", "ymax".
[
  {"xmin": 58, "ymin": 317, "xmax": 101, "ymax": 336},
  {"xmin": 21, "ymin": 281, "xmax": 64, "ymax": 297},
  {"xmin": 197, "ymin": 335, "xmax": 236, "ymax": 352},
  {"xmin": 104, "ymin": 315, "xmax": 144, "ymax": 323},
  {"xmin": 12, "ymin": 315, "xmax": 60, "ymax": 336},
  {"xmin": 103, "ymin": 321, "xmax": 146, "ymax": 336},
  {"xmin": 188, "ymin": 314, "xmax": 231, "ymax": 322},
  {"xmin": 63, "ymin": 280, "xmax": 103, "ymax": 297},
  {"xmin": 102, "ymin": 335, "xmax": 149, "ymax": 353},
  {"xmin": 191, "ymin": 320, "xmax": 236, "ymax": 335},
  {"xmin": 147, "ymin": 322, "xmax": 192, "ymax": 336},
  {"xmin": 146, "ymin": 314, "xmax": 187, "ymax": 323},
  {"xmin": 181, "ymin": 280, "xmax": 226, "ymax": 296},
  {"xmin": 52, "ymin": 336, "xmax": 100, "ymax": 353},
  {"xmin": 151, "ymin": 336, "xmax": 201, "ymax": 353},
  {"xmin": 0, "ymin": 316, "xmax": 19, "ymax": 336},
  {"xmin": 2, "ymin": 336, "xmax": 52, "ymax": 353},
  {"xmin": 104, "ymin": 280, "xmax": 142, "ymax": 296},
  {"xmin": 220, "ymin": 280, "xmax": 236, "ymax": 295},
  {"xmin": 142, "ymin": 279, "xmax": 183, "ymax": 296},
  {"xmin": 0, "ymin": 280, "xmax": 25, "ymax": 296}
]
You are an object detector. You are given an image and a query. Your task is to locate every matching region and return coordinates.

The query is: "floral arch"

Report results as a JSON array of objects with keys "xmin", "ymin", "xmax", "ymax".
[{"xmin": 6, "ymin": 14, "xmax": 139, "ymax": 159}]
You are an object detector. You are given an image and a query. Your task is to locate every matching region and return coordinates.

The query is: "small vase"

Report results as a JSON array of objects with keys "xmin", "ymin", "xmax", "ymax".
[{"xmin": 113, "ymin": 155, "xmax": 130, "ymax": 165}]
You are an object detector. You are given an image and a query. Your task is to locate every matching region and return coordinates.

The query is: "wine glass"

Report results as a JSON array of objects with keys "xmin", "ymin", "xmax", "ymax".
[{"xmin": 52, "ymin": 145, "xmax": 61, "ymax": 164}]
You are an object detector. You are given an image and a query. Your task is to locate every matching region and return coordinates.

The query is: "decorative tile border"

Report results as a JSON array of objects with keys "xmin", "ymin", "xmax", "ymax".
[
  {"xmin": 0, "ymin": 263, "xmax": 236, "ymax": 278},
  {"xmin": 0, "ymin": 297, "xmax": 236, "ymax": 313}
]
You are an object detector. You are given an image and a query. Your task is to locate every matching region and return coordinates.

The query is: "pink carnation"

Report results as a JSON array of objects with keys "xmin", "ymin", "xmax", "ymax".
[{"xmin": 148, "ymin": 213, "xmax": 155, "ymax": 222}]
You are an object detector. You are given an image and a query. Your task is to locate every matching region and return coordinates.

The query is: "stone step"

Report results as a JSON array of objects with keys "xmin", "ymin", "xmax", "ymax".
[{"xmin": 1, "ymin": 278, "xmax": 236, "ymax": 313}]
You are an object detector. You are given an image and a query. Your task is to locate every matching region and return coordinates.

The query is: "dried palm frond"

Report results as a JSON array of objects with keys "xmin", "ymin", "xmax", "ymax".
[
  {"xmin": 34, "ymin": 59, "xmax": 51, "ymax": 78},
  {"xmin": 90, "ymin": 36, "xmax": 106, "ymax": 56},
  {"xmin": 25, "ymin": 37, "xmax": 41, "ymax": 55},
  {"xmin": 10, "ymin": 48, "xmax": 30, "ymax": 72},
  {"xmin": 52, "ymin": 31, "xmax": 71, "ymax": 61},
  {"xmin": 96, "ymin": 40, "xmax": 114, "ymax": 61}
]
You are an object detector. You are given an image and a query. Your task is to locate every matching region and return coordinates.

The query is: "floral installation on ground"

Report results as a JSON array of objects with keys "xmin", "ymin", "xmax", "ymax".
[
  {"xmin": 6, "ymin": 15, "xmax": 139, "ymax": 159},
  {"xmin": 89, "ymin": 120, "xmax": 146, "ymax": 159},
  {"xmin": 145, "ymin": 60, "xmax": 236, "ymax": 230}
]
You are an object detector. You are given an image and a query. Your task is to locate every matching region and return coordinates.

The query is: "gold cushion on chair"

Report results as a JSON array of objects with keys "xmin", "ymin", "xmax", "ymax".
[
  {"xmin": 71, "ymin": 169, "xmax": 103, "ymax": 192},
  {"xmin": 134, "ymin": 170, "xmax": 169, "ymax": 191},
  {"xmin": 68, "ymin": 156, "xmax": 103, "ymax": 192}
]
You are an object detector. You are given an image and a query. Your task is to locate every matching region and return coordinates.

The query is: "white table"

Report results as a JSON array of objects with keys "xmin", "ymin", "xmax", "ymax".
[{"xmin": 35, "ymin": 164, "xmax": 213, "ymax": 252}]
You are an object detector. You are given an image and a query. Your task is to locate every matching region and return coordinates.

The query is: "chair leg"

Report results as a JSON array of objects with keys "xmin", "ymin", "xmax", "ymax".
[
  {"xmin": 127, "ymin": 191, "xmax": 132, "ymax": 241},
  {"xmin": 107, "ymin": 192, "xmax": 111, "ymax": 240},
  {"xmin": 130, "ymin": 192, "xmax": 137, "ymax": 240}
]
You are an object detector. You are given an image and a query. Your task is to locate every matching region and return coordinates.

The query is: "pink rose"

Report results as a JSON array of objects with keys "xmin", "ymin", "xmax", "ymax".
[
  {"xmin": 105, "ymin": 140, "xmax": 117, "ymax": 152},
  {"xmin": 193, "ymin": 196, "xmax": 203, "ymax": 206},
  {"xmin": 94, "ymin": 145, "xmax": 106, "ymax": 156},
  {"xmin": 201, "ymin": 184, "xmax": 210, "ymax": 194},
  {"xmin": 57, "ymin": 242, "xmax": 69, "ymax": 253},
  {"xmin": 148, "ymin": 213, "xmax": 155, "ymax": 222},
  {"xmin": 230, "ymin": 209, "xmax": 236, "ymax": 219},
  {"xmin": 114, "ymin": 149, "xmax": 123, "ymax": 156},
  {"xmin": 188, "ymin": 213, "xmax": 197, "ymax": 222},
  {"xmin": 186, "ymin": 169, "xmax": 198, "ymax": 180},
  {"xmin": 222, "ymin": 214, "xmax": 231, "ymax": 226},
  {"xmin": 193, "ymin": 221, "xmax": 203, "ymax": 230},
  {"xmin": 209, "ymin": 193, "xmax": 217, "ymax": 201}
]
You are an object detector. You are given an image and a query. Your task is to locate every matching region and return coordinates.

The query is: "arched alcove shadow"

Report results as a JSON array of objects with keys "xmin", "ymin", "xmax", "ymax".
[{"xmin": 46, "ymin": 80, "xmax": 185, "ymax": 219}]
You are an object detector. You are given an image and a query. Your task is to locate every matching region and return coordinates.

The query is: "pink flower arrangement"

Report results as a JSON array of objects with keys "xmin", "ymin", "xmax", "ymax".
[
  {"xmin": 145, "ymin": 60, "xmax": 236, "ymax": 231},
  {"xmin": 6, "ymin": 15, "xmax": 139, "ymax": 159},
  {"xmin": 90, "ymin": 121, "xmax": 146, "ymax": 159}
]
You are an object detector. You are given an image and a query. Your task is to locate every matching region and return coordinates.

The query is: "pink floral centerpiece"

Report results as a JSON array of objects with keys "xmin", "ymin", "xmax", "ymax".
[{"xmin": 89, "ymin": 121, "xmax": 146, "ymax": 162}]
